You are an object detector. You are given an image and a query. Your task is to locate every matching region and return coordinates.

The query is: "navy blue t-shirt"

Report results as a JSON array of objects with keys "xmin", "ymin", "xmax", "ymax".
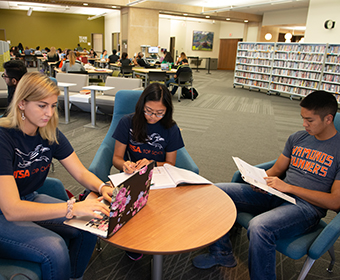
[
  {"xmin": 0, "ymin": 127, "xmax": 74, "ymax": 196},
  {"xmin": 112, "ymin": 114, "xmax": 184, "ymax": 163}
]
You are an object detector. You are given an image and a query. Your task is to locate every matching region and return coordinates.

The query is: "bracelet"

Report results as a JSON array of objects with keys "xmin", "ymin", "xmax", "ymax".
[
  {"xmin": 98, "ymin": 182, "xmax": 112, "ymax": 195},
  {"xmin": 66, "ymin": 197, "xmax": 76, "ymax": 219}
]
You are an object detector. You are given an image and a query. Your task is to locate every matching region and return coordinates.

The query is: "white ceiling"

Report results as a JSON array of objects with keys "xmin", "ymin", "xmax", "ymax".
[{"xmin": 0, "ymin": 0, "xmax": 310, "ymax": 16}]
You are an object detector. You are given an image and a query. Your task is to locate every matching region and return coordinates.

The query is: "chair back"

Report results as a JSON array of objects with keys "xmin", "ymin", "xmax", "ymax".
[
  {"xmin": 334, "ymin": 112, "xmax": 340, "ymax": 132},
  {"xmin": 121, "ymin": 65, "xmax": 133, "ymax": 76},
  {"xmin": 177, "ymin": 71, "xmax": 193, "ymax": 85},
  {"xmin": 56, "ymin": 72, "xmax": 88, "ymax": 92},
  {"xmin": 0, "ymin": 73, "xmax": 7, "ymax": 90},
  {"xmin": 104, "ymin": 76, "xmax": 142, "ymax": 96},
  {"xmin": 148, "ymin": 71, "xmax": 167, "ymax": 84}
]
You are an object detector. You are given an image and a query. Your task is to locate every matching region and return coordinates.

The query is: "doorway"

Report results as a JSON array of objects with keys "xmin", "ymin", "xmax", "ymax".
[
  {"xmin": 218, "ymin": 38, "xmax": 242, "ymax": 70},
  {"xmin": 91, "ymin": 33, "xmax": 103, "ymax": 54},
  {"xmin": 112, "ymin": 32, "xmax": 120, "ymax": 52},
  {"xmin": 0, "ymin": 29, "xmax": 6, "ymax": 41},
  {"xmin": 170, "ymin": 37, "xmax": 175, "ymax": 62}
]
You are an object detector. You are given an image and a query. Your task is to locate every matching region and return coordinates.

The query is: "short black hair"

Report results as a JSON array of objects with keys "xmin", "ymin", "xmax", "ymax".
[
  {"xmin": 113, "ymin": 49, "xmax": 117, "ymax": 54},
  {"xmin": 3, "ymin": 60, "xmax": 27, "ymax": 81},
  {"xmin": 300, "ymin": 90, "xmax": 338, "ymax": 121}
]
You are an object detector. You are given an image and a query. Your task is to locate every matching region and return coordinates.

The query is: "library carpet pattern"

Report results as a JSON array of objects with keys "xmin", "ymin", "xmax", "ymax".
[{"xmin": 44, "ymin": 69, "xmax": 340, "ymax": 280}]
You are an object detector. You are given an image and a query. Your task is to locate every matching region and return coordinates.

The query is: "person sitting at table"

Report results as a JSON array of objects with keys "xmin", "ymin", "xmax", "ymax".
[
  {"xmin": 136, "ymin": 52, "xmax": 150, "ymax": 67},
  {"xmin": 88, "ymin": 49, "xmax": 98, "ymax": 65},
  {"xmin": 176, "ymin": 52, "xmax": 187, "ymax": 65},
  {"xmin": 34, "ymin": 46, "xmax": 42, "ymax": 56},
  {"xmin": 112, "ymin": 82, "xmax": 184, "ymax": 260},
  {"xmin": 76, "ymin": 43, "xmax": 83, "ymax": 52},
  {"xmin": 0, "ymin": 72, "xmax": 112, "ymax": 280},
  {"xmin": 2, "ymin": 60, "xmax": 27, "ymax": 116},
  {"xmin": 83, "ymin": 47, "xmax": 89, "ymax": 55},
  {"xmin": 166, "ymin": 59, "xmax": 192, "ymax": 95},
  {"xmin": 109, "ymin": 49, "xmax": 120, "ymax": 64},
  {"xmin": 61, "ymin": 50, "xmax": 86, "ymax": 73},
  {"xmin": 193, "ymin": 90, "xmax": 340, "ymax": 280},
  {"xmin": 162, "ymin": 50, "xmax": 174, "ymax": 65},
  {"xmin": 47, "ymin": 47, "xmax": 59, "ymax": 62}
]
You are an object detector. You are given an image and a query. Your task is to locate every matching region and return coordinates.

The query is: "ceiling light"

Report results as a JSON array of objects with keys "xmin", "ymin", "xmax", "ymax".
[
  {"xmin": 126, "ymin": 0, "xmax": 147, "ymax": 6},
  {"xmin": 83, "ymin": 3, "xmax": 88, "ymax": 6},
  {"xmin": 244, "ymin": 19, "xmax": 248, "ymax": 23},
  {"xmin": 112, "ymin": 6, "xmax": 117, "ymax": 8},
  {"xmin": 226, "ymin": 18, "xmax": 230, "ymax": 20},
  {"xmin": 27, "ymin": 7, "xmax": 33, "ymax": 16},
  {"xmin": 183, "ymin": 13, "xmax": 188, "ymax": 16},
  {"xmin": 265, "ymin": 33, "xmax": 272, "ymax": 40},
  {"xmin": 205, "ymin": 16, "xmax": 210, "ymax": 18}
]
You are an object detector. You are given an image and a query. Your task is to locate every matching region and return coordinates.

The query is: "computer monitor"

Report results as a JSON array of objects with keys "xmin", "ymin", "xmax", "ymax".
[{"xmin": 148, "ymin": 47, "xmax": 159, "ymax": 54}]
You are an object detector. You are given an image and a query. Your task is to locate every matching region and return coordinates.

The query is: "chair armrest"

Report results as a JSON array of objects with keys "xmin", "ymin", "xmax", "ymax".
[
  {"xmin": 36, "ymin": 177, "xmax": 69, "ymax": 201},
  {"xmin": 175, "ymin": 147, "xmax": 199, "ymax": 174},
  {"xmin": 308, "ymin": 212, "xmax": 340, "ymax": 260},
  {"xmin": 231, "ymin": 159, "xmax": 277, "ymax": 183},
  {"xmin": 89, "ymin": 142, "xmax": 115, "ymax": 182}
]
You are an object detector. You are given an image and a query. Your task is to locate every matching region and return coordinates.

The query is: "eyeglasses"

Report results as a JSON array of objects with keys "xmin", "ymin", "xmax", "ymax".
[
  {"xmin": 1, "ymin": 73, "xmax": 13, "ymax": 79},
  {"xmin": 144, "ymin": 107, "xmax": 165, "ymax": 118}
]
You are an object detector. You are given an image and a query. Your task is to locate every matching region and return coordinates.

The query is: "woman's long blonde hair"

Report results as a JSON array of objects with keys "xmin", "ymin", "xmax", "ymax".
[
  {"xmin": 0, "ymin": 72, "xmax": 60, "ymax": 143},
  {"xmin": 68, "ymin": 50, "xmax": 76, "ymax": 67},
  {"xmin": 48, "ymin": 46, "xmax": 57, "ymax": 58}
]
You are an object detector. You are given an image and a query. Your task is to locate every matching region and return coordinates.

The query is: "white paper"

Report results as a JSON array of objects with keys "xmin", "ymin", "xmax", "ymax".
[{"xmin": 232, "ymin": 157, "xmax": 296, "ymax": 204}]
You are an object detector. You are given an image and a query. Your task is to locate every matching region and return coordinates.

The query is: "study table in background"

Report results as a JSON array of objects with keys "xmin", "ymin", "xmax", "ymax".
[
  {"xmin": 82, "ymin": 85, "xmax": 115, "ymax": 129},
  {"xmin": 132, "ymin": 68, "xmax": 177, "ymax": 87},
  {"xmin": 57, "ymin": 82, "xmax": 77, "ymax": 124},
  {"xmin": 89, "ymin": 184, "xmax": 236, "ymax": 280}
]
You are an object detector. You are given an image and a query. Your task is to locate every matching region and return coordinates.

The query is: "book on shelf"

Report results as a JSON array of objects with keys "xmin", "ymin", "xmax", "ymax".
[
  {"xmin": 232, "ymin": 157, "xmax": 296, "ymax": 204},
  {"xmin": 108, "ymin": 164, "xmax": 212, "ymax": 190}
]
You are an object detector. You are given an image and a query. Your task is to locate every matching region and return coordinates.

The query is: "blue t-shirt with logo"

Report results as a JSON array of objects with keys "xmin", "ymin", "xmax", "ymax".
[
  {"xmin": 283, "ymin": 130, "xmax": 340, "ymax": 210},
  {"xmin": 112, "ymin": 114, "xmax": 184, "ymax": 163},
  {"xmin": 0, "ymin": 127, "xmax": 73, "ymax": 196}
]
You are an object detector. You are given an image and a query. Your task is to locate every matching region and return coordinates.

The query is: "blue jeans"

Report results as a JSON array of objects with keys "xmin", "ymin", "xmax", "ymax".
[
  {"xmin": 166, "ymin": 78, "xmax": 178, "ymax": 95},
  {"xmin": 0, "ymin": 192, "xmax": 97, "ymax": 280},
  {"xmin": 212, "ymin": 183, "xmax": 324, "ymax": 280}
]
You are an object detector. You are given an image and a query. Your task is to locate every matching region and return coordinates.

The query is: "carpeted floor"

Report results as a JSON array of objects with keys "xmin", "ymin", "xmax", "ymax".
[{"xmin": 31, "ymin": 68, "xmax": 340, "ymax": 279}]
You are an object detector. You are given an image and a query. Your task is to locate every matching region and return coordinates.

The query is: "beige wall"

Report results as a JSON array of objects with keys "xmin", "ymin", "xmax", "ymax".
[
  {"xmin": 259, "ymin": 26, "xmax": 280, "ymax": 42},
  {"xmin": 0, "ymin": 9, "xmax": 104, "ymax": 50},
  {"xmin": 121, "ymin": 7, "xmax": 158, "ymax": 57},
  {"xmin": 305, "ymin": 0, "xmax": 340, "ymax": 43}
]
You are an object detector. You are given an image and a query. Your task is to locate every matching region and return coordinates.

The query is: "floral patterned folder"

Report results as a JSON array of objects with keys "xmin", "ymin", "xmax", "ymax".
[{"xmin": 64, "ymin": 161, "xmax": 155, "ymax": 238}]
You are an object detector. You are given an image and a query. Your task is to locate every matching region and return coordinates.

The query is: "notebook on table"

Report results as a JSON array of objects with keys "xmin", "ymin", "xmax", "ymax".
[{"xmin": 64, "ymin": 161, "xmax": 155, "ymax": 238}]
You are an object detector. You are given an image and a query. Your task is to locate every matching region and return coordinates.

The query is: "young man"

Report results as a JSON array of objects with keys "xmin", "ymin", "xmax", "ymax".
[
  {"xmin": 2, "ymin": 60, "xmax": 27, "ymax": 115},
  {"xmin": 166, "ymin": 58, "xmax": 192, "ymax": 95},
  {"xmin": 193, "ymin": 91, "xmax": 340, "ymax": 280},
  {"xmin": 109, "ymin": 49, "xmax": 120, "ymax": 63}
]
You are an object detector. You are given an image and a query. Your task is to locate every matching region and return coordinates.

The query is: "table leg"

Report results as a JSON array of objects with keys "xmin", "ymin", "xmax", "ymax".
[
  {"xmin": 63, "ymin": 87, "xmax": 70, "ymax": 124},
  {"xmin": 152, "ymin": 254, "xmax": 163, "ymax": 280},
  {"xmin": 84, "ymin": 89, "xmax": 97, "ymax": 128}
]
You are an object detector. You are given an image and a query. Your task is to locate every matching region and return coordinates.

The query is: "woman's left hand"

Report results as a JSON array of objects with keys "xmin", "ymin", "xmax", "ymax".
[{"xmin": 135, "ymin": 158, "xmax": 152, "ymax": 170}]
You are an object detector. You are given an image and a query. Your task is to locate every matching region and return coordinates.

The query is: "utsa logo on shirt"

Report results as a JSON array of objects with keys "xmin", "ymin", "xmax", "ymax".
[{"xmin": 13, "ymin": 144, "xmax": 50, "ymax": 179}]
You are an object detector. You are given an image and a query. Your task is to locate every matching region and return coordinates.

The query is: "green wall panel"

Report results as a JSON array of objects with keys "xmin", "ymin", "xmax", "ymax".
[{"xmin": 0, "ymin": 9, "xmax": 104, "ymax": 50}]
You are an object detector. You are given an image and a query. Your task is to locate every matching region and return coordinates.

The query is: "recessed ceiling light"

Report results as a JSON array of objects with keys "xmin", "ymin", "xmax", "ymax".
[
  {"xmin": 226, "ymin": 18, "xmax": 230, "ymax": 20},
  {"xmin": 112, "ymin": 6, "xmax": 117, "ymax": 8},
  {"xmin": 205, "ymin": 15, "xmax": 210, "ymax": 18},
  {"xmin": 244, "ymin": 19, "xmax": 248, "ymax": 23},
  {"xmin": 83, "ymin": 3, "xmax": 88, "ymax": 6},
  {"xmin": 183, "ymin": 13, "xmax": 188, "ymax": 16}
]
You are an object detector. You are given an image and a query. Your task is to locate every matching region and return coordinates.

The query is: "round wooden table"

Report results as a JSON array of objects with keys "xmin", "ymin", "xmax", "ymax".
[{"xmin": 102, "ymin": 184, "xmax": 236, "ymax": 280}]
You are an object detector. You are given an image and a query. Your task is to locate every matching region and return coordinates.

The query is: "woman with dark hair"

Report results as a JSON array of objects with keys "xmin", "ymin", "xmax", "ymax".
[{"xmin": 112, "ymin": 83, "xmax": 184, "ymax": 174}]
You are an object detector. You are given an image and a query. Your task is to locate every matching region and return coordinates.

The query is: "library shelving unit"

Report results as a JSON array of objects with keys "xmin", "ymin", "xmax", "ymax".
[
  {"xmin": 269, "ymin": 43, "xmax": 326, "ymax": 100},
  {"xmin": 233, "ymin": 42, "xmax": 340, "ymax": 102},
  {"xmin": 321, "ymin": 44, "xmax": 340, "ymax": 102},
  {"xmin": 233, "ymin": 42, "xmax": 274, "ymax": 92}
]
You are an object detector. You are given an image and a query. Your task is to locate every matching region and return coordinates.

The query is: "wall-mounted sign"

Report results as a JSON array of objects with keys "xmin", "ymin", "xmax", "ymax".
[{"xmin": 79, "ymin": 36, "xmax": 87, "ymax": 43}]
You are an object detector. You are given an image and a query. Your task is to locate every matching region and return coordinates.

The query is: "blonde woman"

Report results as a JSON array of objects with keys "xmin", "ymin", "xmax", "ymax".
[
  {"xmin": 47, "ymin": 46, "xmax": 59, "ymax": 62},
  {"xmin": 176, "ymin": 52, "xmax": 187, "ymax": 65},
  {"xmin": 61, "ymin": 50, "xmax": 86, "ymax": 73},
  {"xmin": 0, "ymin": 72, "xmax": 112, "ymax": 280}
]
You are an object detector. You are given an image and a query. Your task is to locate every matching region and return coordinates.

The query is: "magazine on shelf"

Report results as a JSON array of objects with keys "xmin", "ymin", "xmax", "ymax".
[
  {"xmin": 232, "ymin": 157, "xmax": 296, "ymax": 204},
  {"xmin": 109, "ymin": 164, "xmax": 212, "ymax": 190}
]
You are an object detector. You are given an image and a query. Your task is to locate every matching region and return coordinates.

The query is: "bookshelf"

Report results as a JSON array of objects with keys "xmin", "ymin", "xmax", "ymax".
[
  {"xmin": 321, "ymin": 44, "xmax": 340, "ymax": 102},
  {"xmin": 233, "ymin": 42, "xmax": 340, "ymax": 102},
  {"xmin": 269, "ymin": 43, "xmax": 326, "ymax": 99},
  {"xmin": 234, "ymin": 42, "xmax": 274, "ymax": 91}
]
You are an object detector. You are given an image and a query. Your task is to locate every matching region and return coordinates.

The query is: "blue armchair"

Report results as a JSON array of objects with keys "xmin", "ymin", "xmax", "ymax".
[
  {"xmin": 231, "ymin": 112, "xmax": 340, "ymax": 280},
  {"xmin": 0, "ymin": 178, "xmax": 69, "ymax": 280},
  {"xmin": 88, "ymin": 89, "xmax": 199, "ymax": 183}
]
